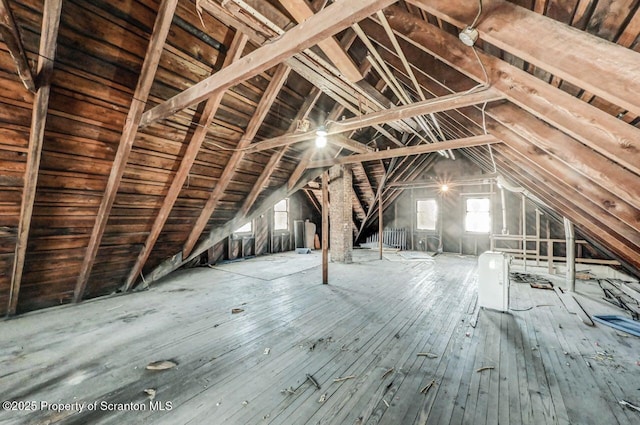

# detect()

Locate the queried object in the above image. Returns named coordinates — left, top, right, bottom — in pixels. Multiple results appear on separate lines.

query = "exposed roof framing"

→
left=141, top=0, right=397, bottom=125
left=2, top=0, right=640, bottom=314
left=73, top=0, right=179, bottom=302
left=411, top=0, right=640, bottom=116
left=7, top=0, right=62, bottom=315
left=121, top=31, right=249, bottom=292
left=181, top=63, right=292, bottom=259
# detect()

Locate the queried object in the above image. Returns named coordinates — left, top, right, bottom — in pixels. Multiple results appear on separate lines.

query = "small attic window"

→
left=416, top=199, right=438, bottom=231
left=234, top=221, right=252, bottom=234
left=465, top=198, right=491, bottom=233
left=274, top=198, right=289, bottom=230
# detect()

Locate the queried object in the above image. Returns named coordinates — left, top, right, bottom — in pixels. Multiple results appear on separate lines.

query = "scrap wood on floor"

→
left=510, top=271, right=554, bottom=289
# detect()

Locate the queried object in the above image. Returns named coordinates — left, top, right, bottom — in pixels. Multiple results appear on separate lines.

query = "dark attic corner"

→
left=0, top=0, right=639, bottom=423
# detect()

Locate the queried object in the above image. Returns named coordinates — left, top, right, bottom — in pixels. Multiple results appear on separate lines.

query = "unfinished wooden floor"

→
left=1, top=251, right=639, bottom=425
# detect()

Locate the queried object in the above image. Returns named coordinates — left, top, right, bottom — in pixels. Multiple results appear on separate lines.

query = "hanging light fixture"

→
left=315, top=125, right=328, bottom=148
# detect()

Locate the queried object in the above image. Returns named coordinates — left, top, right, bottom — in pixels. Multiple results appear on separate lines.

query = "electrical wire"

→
left=470, top=0, right=483, bottom=29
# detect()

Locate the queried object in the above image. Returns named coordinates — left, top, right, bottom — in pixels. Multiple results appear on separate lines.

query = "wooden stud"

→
left=122, top=31, right=248, bottom=291
left=7, top=0, right=63, bottom=316
left=73, top=0, right=179, bottom=302
left=322, top=170, right=329, bottom=284
left=378, top=186, right=383, bottom=260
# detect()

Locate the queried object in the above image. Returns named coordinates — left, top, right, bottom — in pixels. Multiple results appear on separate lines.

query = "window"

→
left=274, top=198, right=289, bottom=230
left=465, top=198, right=491, bottom=233
left=234, top=221, right=252, bottom=233
left=416, top=199, right=438, bottom=230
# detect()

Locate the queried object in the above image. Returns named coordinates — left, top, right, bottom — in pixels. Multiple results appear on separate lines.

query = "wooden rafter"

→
left=204, top=0, right=407, bottom=147
left=239, top=87, right=323, bottom=218
left=353, top=162, right=376, bottom=210
left=181, top=64, right=292, bottom=259
left=7, top=0, right=62, bottom=316
left=491, top=148, right=640, bottom=269
left=277, top=0, right=362, bottom=82
left=410, top=0, right=640, bottom=116
left=0, top=0, right=35, bottom=92
left=245, top=88, right=501, bottom=153
left=141, top=0, right=397, bottom=126
left=122, top=31, right=248, bottom=291
left=380, top=6, right=640, bottom=176
left=73, top=0, right=179, bottom=302
left=308, top=135, right=499, bottom=168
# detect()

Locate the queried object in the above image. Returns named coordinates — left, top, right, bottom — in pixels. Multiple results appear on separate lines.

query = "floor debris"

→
left=242, top=400, right=249, bottom=406
left=306, top=373, right=321, bottom=390
left=146, top=360, right=177, bottom=370
left=263, top=348, right=270, bottom=355
left=476, top=366, right=495, bottom=373
left=333, top=375, right=356, bottom=383
left=420, top=380, right=436, bottom=394
left=144, top=388, right=156, bottom=400
left=619, top=399, right=640, bottom=412
left=417, top=352, right=438, bottom=358
left=231, top=308, right=245, bottom=314
left=381, top=367, right=394, bottom=379
left=383, top=399, right=390, bottom=408
left=318, top=393, right=326, bottom=403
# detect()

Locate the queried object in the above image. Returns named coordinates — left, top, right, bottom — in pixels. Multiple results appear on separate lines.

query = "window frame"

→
left=273, top=198, right=289, bottom=231
left=464, top=197, right=491, bottom=234
left=415, top=198, right=438, bottom=232
left=233, top=220, right=253, bottom=235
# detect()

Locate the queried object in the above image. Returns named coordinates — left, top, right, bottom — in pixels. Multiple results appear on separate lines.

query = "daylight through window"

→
left=465, top=198, right=491, bottom=233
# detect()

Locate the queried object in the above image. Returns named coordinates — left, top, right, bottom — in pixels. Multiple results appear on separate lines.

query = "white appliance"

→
left=478, top=251, right=510, bottom=312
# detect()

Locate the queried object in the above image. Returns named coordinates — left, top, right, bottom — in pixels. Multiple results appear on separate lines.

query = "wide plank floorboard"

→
left=0, top=251, right=638, bottom=425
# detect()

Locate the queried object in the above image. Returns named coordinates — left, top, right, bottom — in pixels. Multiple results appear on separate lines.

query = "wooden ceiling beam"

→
left=122, top=31, right=248, bottom=292
left=277, top=0, right=362, bottom=82
left=380, top=7, right=640, bottom=176
left=7, top=0, right=62, bottom=316
left=141, top=0, right=397, bottom=125
left=245, top=89, right=502, bottom=153
left=73, top=0, right=179, bottom=302
left=0, top=0, right=35, bottom=92
left=308, top=135, right=499, bottom=168
left=409, top=0, right=640, bottom=116
left=204, top=0, right=408, bottom=146
left=181, top=64, right=292, bottom=259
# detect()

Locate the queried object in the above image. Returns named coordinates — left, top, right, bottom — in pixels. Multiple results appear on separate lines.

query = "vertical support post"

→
left=564, top=217, right=575, bottom=292
left=546, top=219, right=553, bottom=274
left=379, top=195, right=383, bottom=260
left=535, top=209, right=541, bottom=266
left=322, top=171, right=329, bottom=284
left=521, top=194, right=526, bottom=271
left=410, top=188, right=414, bottom=250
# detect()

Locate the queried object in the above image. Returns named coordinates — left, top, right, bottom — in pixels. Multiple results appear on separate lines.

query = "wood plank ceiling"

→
left=0, top=0, right=638, bottom=314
